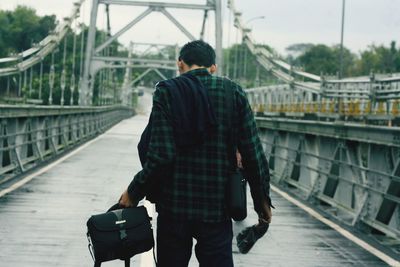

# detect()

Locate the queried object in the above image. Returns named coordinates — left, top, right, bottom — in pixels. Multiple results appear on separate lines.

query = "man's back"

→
left=155, top=68, right=270, bottom=223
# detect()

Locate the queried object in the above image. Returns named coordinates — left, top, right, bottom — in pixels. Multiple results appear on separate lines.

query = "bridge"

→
left=0, top=0, right=399, bottom=266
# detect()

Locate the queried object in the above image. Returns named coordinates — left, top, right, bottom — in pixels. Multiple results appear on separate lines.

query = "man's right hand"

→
left=119, top=189, right=137, bottom=208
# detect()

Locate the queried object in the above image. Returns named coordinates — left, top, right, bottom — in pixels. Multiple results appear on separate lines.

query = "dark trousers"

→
left=156, top=214, right=234, bottom=267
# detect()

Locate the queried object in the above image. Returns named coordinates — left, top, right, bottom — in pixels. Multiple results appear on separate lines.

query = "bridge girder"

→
left=80, top=0, right=223, bottom=106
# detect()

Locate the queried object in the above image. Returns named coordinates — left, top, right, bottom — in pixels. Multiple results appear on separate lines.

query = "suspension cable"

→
left=18, top=71, right=22, bottom=97
left=71, top=17, right=78, bottom=106
left=60, top=36, right=68, bottom=106
left=233, top=27, right=239, bottom=80
left=78, top=1, right=86, bottom=105
left=6, top=76, right=10, bottom=96
left=39, top=60, right=43, bottom=100
left=226, top=0, right=232, bottom=76
left=48, top=50, right=55, bottom=105
left=29, top=66, right=33, bottom=99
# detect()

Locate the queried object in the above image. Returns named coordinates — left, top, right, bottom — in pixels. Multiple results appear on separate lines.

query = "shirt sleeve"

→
left=127, top=86, right=176, bottom=202
left=236, top=86, right=273, bottom=212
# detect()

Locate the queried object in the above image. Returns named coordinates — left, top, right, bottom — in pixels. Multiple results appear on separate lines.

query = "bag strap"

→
left=223, top=78, right=237, bottom=171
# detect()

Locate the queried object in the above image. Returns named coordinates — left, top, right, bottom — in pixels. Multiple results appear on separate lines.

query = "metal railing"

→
left=0, top=105, right=133, bottom=184
left=246, top=83, right=400, bottom=124
left=257, top=117, right=400, bottom=243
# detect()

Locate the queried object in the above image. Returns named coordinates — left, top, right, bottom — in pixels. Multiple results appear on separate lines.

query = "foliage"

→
left=0, top=6, right=56, bottom=57
left=288, top=41, right=400, bottom=78
left=356, top=41, right=400, bottom=74
left=0, top=5, right=127, bottom=105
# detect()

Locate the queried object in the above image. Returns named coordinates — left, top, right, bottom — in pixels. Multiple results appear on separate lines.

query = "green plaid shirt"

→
left=128, top=68, right=271, bottom=222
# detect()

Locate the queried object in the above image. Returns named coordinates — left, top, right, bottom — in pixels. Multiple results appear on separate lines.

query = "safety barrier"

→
left=257, top=117, right=400, bottom=245
left=0, top=105, right=133, bottom=184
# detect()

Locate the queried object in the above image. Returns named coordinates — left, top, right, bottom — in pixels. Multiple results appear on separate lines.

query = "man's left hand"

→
left=119, top=189, right=136, bottom=207
left=258, top=198, right=272, bottom=224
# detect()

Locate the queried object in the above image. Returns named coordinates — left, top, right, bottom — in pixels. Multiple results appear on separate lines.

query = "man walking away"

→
left=119, top=40, right=272, bottom=267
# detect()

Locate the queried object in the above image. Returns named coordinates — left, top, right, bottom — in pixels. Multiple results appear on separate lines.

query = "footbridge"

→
left=0, top=0, right=399, bottom=266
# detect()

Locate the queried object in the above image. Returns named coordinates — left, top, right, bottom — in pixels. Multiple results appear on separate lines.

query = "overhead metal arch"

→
left=80, top=0, right=223, bottom=105
left=92, top=62, right=177, bottom=72
left=129, top=67, right=167, bottom=88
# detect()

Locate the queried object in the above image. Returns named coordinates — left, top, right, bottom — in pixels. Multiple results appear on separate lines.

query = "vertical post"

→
left=81, top=0, right=100, bottom=106
left=49, top=51, right=55, bottom=105
left=200, top=10, right=209, bottom=40
left=243, top=44, right=248, bottom=82
left=6, top=76, right=10, bottom=96
left=214, top=0, right=223, bottom=75
left=339, top=0, right=346, bottom=79
left=39, top=60, right=43, bottom=99
left=18, top=72, right=22, bottom=97
left=60, top=37, right=67, bottom=106
left=78, top=25, right=85, bottom=105
left=71, top=22, right=78, bottom=106
left=226, top=3, right=232, bottom=77
left=29, top=67, right=33, bottom=98
left=233, top=29, right=239, bottom=80
left=255, top=63, right=260, bottom=87
left=175, top=44, right=180, bottom=77
left=23, top=70, right=27, bottom=95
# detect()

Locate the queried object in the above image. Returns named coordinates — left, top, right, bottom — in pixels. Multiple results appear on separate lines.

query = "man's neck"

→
left=183, top=65, right=206, bottom=73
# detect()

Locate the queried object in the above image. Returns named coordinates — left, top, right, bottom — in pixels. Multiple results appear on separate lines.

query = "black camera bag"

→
left=87, top=205, right=154, bottom=267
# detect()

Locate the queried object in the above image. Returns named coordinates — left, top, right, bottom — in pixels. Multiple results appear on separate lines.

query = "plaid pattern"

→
left=128, top=68, right=270, bottom=222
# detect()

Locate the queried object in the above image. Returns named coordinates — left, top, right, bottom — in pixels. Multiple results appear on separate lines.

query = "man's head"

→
left=178, top=40, right=217, bottom=74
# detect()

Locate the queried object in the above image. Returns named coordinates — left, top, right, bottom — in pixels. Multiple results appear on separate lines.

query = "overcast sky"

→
left=1, top=0, right=399, bottom=55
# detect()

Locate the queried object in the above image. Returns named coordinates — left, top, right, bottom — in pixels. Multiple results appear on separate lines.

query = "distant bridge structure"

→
left=0, top=0, right=399, bottom=264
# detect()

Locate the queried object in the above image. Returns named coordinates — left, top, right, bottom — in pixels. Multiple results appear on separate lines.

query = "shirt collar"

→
left=185, top=68, right=211, bottom=77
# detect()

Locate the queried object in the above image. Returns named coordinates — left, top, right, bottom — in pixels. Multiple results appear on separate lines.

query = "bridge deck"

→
left=0, top=96, right=389, bottom=267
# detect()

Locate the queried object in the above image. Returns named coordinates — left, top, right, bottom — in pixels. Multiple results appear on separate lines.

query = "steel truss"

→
left=80, top=0, right=223, bottom=105
left=228, top=0, right=400, bottom=111
left=257, top=117, right=400, bottom=242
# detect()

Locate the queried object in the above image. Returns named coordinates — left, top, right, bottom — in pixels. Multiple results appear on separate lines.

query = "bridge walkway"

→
left=0, top=95, right=390, bottom=267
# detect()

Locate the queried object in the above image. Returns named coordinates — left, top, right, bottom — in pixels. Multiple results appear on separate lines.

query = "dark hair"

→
left=179, top=40, right=216, bottom=67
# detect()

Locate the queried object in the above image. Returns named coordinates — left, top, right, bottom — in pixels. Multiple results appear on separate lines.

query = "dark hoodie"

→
left=138, top=70, right=217, bottom=166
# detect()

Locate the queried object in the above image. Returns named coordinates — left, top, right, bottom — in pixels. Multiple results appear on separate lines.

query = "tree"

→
left=356, top=41, right=400, bottom=75
left=292, top=44, right=356, bottom=77
left=285, top=43, right=314, bottom=65
left=297, top=44, right=337, bottom=75
left=0, top=6, right=56, bottom=57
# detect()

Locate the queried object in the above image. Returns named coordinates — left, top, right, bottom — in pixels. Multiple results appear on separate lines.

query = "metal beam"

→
left=129, top=68, right=154, bottom=88
left=159, top=8, right=196, bottom=41
left=93, top=56, right=176, bottom=65
left=99, top=0, right=214, bottom=10
left=153, top=68, right=168, bottom=80
left=130, top=41, right=177, bottom=47
left=200, top=10, right=208, bottom=40
left=214, top=0, right=223, bottom=75
left=97, top=63, right=177, bottom=71
left=81, top=0, right=100, bottom=106
left=256, top=117, right=400, bottom=148
left=95, top=7, right=153, bottom=54
left=128, top=68, right=167, bottom=88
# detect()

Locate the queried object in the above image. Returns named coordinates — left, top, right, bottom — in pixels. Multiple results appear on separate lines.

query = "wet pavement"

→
left=0, top=94, right=391, bottom=267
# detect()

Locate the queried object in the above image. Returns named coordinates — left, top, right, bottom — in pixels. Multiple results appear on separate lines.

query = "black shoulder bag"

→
left=224, top=78, right=247, bottom=221
left=86, top=204, right=154, bottom=267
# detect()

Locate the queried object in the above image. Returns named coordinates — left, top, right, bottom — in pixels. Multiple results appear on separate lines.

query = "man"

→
left=120, top=40, right=272, bottom=267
